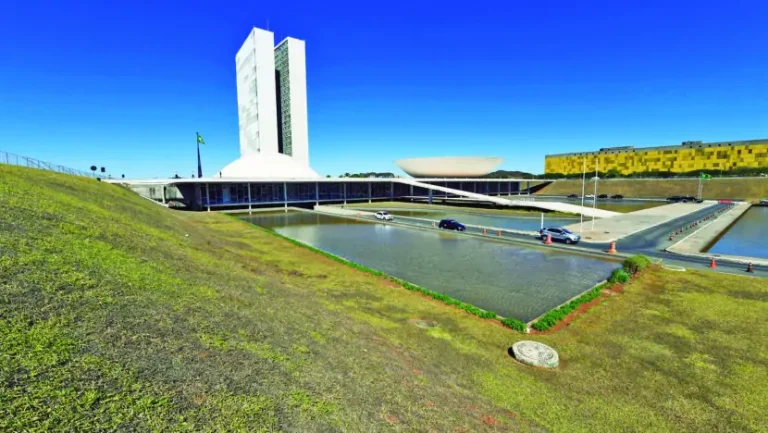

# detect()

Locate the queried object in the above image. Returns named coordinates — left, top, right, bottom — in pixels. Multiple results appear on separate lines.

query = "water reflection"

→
left=243, top=211, right=617, bottom=322
left=707, top=207, right=768, bottom=259
left=382, top=209, right=578, bottom=231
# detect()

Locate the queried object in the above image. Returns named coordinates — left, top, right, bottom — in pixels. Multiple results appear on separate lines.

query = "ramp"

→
left=397, top=179, right=619, bottom=219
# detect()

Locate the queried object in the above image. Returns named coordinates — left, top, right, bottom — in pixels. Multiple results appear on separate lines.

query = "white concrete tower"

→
left=235, top=27, right=279, bottom=156
left=274, top=37, right=310, bottom=166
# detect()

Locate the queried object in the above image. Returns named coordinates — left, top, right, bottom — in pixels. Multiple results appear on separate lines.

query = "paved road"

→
left=357, top=204, right=767, bottom=277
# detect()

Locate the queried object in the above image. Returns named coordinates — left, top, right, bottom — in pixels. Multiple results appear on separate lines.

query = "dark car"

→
left=567, top=194, right=579, bottom=198
left=667, top=195, right=697, bottom=203
left=597, top=194, right=609, bottom=199
left=438, top=219, right=466, bottom=231
left=611, top=194, right=624, bottom=199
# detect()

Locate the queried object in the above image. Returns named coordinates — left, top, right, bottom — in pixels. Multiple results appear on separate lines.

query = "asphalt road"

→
left=364, top=202, right=767, bottom=277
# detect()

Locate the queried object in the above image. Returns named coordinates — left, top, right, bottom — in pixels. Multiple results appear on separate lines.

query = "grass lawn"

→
left=1, top=165, right=767, bottom=432
left=350, top=200, right=576, bottom=217
left=537, top=177, right=768, bottom=202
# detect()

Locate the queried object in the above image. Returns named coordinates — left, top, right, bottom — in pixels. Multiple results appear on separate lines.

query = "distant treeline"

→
left=481, top=170, right=537, bottom=179
left=337, top=172, right=396, bottom=178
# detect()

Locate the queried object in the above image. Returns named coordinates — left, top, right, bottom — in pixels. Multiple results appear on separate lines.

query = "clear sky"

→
left=2, top=0, right=767, bottom=179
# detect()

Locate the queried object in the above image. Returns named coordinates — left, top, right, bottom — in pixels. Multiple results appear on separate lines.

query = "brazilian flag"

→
left=197, top=132, right=205, bottom=145
left=700, top=173, right=712, bottom=180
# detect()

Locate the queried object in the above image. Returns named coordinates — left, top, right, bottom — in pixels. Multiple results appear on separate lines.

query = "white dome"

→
left=395, top=156, right=503, bottom=178
left=217, top=152, right=320, bottom=179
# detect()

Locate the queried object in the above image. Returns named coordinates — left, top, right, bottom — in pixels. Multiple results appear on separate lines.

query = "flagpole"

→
left=580, top=157, right=586, bottom=232
left=196, top=132, right=203, bottom=178
left=591, top=158, right=598, bottom=230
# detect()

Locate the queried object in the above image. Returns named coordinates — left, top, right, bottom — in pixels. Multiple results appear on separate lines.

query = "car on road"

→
left=567, top=193, right=579, bottom=198
left=598, top=194, right=609, bottom=199
left=539, top=227, right=581, bottom=244
left=611, top=194, right=624, bottom=199
left=438, top=219, right=466, bottom=231
left=667, top=195, right=697, bottom=203
left=584, top=194, right=595, bottom=199
left=374, top=211, right=393, bottom=221
left=761, top=199, right=768, bottom=205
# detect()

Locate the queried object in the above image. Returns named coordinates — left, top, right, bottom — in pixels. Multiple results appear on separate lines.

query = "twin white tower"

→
left=235, top=27, right=309, bottom=167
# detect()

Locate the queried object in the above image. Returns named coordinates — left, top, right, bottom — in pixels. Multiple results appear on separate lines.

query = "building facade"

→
left=233, top=27, right=310, bottom=169
left=274, top=38, right=309, bottom=166
left=235, top=28, right=280, bottom=156
left=545, top=139, right=768, bottom=175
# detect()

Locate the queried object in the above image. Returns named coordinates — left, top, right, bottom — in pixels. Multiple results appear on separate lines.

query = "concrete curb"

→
left=575, top=201, right=719, bottom=244
left=666, top=203, right=748, bottom=253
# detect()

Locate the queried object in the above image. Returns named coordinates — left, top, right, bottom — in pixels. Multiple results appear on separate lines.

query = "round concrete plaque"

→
left=511, top=341, right=559, bottom=369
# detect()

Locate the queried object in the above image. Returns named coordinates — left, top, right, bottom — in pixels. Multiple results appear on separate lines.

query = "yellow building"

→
left=545, top=139, right=768, bottom=175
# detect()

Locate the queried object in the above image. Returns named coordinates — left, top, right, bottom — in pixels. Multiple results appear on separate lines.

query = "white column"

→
left=247, top=183, right=252, bottom=215
left=283, top=182, right=288, bottom=212
left=206, top=183, right=210, bottom=212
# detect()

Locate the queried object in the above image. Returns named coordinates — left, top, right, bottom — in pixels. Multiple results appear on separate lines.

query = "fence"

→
left=0, top=150, right=96, bottom=178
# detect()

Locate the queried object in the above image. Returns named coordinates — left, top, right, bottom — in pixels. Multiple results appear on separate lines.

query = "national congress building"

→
left=218, top=27, right=316, bottom=178
left=545, top=139, right=768, bottom=176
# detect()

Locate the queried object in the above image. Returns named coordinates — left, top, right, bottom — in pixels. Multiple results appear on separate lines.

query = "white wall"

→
left=285, top=38, right=310, bottom=167
left=235, top=28, right=279, bottom=157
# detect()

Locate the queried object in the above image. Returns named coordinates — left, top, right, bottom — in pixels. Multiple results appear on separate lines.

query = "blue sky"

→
left=1, top=0, right=767, bottom=178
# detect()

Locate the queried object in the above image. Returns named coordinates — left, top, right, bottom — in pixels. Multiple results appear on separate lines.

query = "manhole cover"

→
left=511, top=341, right=559, bottom=369
left=413, top=320, right=437, bottom=329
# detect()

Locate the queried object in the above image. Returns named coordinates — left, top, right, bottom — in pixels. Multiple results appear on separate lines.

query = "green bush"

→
left=622, top=255, right=652, bottom=275
left=501, top=318, right=527, bottom=332
left=531, top=283, right=607, bottom=331
left=608, top=268, right=630, bottom=284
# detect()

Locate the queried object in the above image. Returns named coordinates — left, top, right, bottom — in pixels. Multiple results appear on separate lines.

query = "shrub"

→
left=608, top=268, right=630, bottom=284
left=623, top=255, right=652, bottom=275
left=530, top=282, right=607, bottom=331
left=501, top=317, right=527, bottom=332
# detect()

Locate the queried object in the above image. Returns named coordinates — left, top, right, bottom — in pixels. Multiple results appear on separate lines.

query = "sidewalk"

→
left=565, top=201, right=715, bottom=243
left=666, top=203, right=767, bottom=266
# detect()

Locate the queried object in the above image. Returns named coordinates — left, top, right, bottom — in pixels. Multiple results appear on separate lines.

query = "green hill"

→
left=1, top=164, right=766, bottom=432
left=536, top=177, right=768, bottom=201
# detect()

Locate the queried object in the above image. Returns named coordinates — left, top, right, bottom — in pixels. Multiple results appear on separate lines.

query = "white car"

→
left=374, top=211, right=393, bottom=221
left=584, top=194, right=595, bottom=199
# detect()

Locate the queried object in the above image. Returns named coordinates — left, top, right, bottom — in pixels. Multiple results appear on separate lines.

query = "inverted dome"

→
left=217, top=152, right=320, bottom=179
left=395, top=156, right=503, bottom=178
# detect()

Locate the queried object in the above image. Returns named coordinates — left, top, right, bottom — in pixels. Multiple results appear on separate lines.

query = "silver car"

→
left=539, top=227, right=581, bottom=244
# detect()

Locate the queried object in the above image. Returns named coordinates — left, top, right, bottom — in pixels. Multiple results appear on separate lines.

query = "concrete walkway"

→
left=314, top=205, right=375, bottom=218
left=666, top=203, right=767, bottom=265
left=399, top=179, right=620, bottom=219
left=564, top=201, right=716, bottom=243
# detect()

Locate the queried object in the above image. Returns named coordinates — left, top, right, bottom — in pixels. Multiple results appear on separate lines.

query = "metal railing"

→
left=0, top=150, right=96, bottom=178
